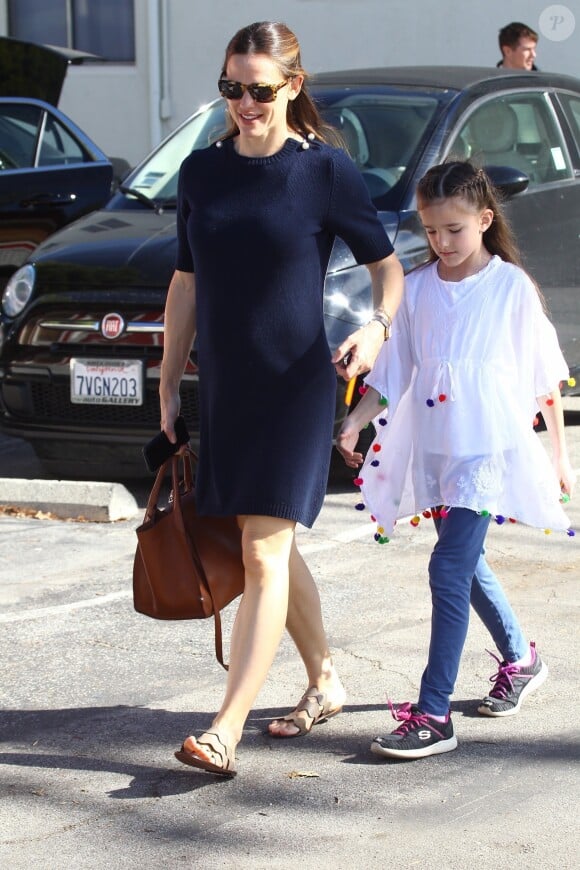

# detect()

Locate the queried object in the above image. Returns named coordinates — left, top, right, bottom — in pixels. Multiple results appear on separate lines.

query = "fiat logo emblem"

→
left=101, top=312, right=125, bottom=339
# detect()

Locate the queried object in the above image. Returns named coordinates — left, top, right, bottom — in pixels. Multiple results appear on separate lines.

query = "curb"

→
left=0, top=478, right=140, bottom=522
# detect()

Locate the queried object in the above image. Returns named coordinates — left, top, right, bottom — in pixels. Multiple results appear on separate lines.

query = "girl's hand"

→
left=336, top=419, right=365, bottom=468
left=556, top=455, right=576, bottom=498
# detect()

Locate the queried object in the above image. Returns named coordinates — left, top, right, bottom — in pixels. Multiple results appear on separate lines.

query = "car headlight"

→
left=323, top=264, right=373, bottom=327
left=2, top=264, right=36, bottom=316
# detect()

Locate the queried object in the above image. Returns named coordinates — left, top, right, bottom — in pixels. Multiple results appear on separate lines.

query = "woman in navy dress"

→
left=160, top=20, right=404, bottom=776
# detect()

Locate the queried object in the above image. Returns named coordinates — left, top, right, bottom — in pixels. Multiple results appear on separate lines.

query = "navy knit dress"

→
left=175, top=137, right=393, bottom=527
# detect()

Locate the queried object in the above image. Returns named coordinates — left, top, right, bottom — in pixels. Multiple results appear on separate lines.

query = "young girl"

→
left=337, top=160, right=576, bottom=760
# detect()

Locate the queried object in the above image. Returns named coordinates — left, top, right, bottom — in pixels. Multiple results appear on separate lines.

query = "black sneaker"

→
left=370, top=702, right=457, bottom=760
left=478, top=641, right=548, bottom=717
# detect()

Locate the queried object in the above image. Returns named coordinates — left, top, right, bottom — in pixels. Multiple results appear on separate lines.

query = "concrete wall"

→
left=1, top=0, right=578, bottom=167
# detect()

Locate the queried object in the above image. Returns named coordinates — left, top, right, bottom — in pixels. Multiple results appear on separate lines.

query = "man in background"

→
left=497, top=22, right=539, bottom=70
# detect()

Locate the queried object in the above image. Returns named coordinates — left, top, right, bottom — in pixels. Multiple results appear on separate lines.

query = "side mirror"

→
left=109, top=156, right=132, bottom=188
left=484, top=165, right=530, bottom=198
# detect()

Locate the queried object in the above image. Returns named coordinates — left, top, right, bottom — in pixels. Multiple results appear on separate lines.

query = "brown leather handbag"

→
left=133, top=447, right=245, bottom=669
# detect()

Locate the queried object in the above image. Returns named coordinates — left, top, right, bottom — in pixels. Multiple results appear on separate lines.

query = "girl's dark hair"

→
left=416, top=160, right=545, bottom=306
left=219, top=21, right=339, bottom=145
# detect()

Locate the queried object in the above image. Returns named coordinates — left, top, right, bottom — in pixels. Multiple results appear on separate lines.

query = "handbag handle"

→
left=144, top=446, right=198, bottom=523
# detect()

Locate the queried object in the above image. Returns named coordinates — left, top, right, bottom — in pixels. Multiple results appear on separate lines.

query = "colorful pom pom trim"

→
left=352, top=439, right=576, bottom=542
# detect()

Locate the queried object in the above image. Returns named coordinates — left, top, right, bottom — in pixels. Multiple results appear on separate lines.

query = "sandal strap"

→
left=273, top=689, right=326, bottom=735
left=294, top=690, right=325, bottom=722
left=196, top=731, right=233, bottom=771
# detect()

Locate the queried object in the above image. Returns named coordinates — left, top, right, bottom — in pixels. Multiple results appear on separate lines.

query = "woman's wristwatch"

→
left=369, top=309, right=392, bottom=340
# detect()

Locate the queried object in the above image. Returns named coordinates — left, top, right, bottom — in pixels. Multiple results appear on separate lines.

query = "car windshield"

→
left=125, top=103, right=228, bottom=204
left=124, top=87, right=440, bottom=210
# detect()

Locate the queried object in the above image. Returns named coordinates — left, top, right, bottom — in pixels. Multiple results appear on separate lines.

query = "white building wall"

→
left=1, top=0, right=578, bottom=167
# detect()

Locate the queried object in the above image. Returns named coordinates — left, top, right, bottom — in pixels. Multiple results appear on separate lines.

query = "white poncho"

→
left=360, top=256, right=571, bottom=536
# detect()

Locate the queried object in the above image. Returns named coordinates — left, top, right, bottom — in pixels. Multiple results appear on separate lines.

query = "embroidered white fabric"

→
left=361, top=256, right=571, bottom=534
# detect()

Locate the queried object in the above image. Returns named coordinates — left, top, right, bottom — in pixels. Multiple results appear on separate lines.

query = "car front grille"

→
left=25, top=382, right=200, bottom=431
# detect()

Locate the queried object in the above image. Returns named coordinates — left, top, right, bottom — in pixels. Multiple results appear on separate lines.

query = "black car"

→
left=1, top=66, right=579, bottom=478
left=0, top=37, right=117, bottom=289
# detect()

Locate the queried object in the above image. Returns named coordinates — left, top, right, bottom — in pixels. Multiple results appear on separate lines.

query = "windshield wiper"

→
left=119, top=185, right=158, bottom=209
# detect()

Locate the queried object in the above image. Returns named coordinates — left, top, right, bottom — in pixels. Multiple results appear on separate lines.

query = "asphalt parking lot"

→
left=0, top=415, right=578, bottom=869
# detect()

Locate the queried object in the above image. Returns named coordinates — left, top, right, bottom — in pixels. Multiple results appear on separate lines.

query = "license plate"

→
left=70, top=358, right=144, bottom=405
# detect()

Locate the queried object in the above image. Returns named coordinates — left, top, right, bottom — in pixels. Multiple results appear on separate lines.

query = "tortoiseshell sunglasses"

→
left=218, top=78, right=289, bottom=103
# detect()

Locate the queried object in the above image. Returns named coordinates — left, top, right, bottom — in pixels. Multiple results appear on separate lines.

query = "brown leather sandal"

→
left=268, top=687, right=343, bottom=738
left=174, top=731, right=237, bottom=777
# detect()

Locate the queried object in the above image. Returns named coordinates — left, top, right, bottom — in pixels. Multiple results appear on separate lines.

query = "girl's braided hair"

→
left=416, top=160, right=545, bottom=307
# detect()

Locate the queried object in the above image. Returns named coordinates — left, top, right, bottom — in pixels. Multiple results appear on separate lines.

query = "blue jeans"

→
left=418, top=507, right=528, bottom=716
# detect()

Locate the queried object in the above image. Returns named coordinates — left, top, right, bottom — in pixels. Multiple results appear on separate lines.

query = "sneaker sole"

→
left=370, top=734, right=458, bottom=759
left=477, top=661, right=548, bottom=717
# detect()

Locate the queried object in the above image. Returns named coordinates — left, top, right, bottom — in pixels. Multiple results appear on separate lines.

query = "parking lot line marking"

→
left=4, top=533, right=376, bottom=622
left=3, top=487, right=576, bottom=623
left=0, top=589, right=131, bottom=623
left=3, top=534, right=374, bottom=622
left=333, top=523, right=376, bottom=543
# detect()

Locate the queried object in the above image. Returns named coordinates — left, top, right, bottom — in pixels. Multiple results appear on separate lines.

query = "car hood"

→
left=0, top=36, right=98, bottom=105
left=32, top=209, right=179, bottom=288
left=32, top=207, right=403, bottom=288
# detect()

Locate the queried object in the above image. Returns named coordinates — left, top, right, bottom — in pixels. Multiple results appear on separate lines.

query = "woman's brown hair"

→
left=416, top=160, right=546, bottom=307
left=219, top=21, right=339, bottom=145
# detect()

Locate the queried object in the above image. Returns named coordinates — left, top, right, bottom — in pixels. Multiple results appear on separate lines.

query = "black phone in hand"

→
left=142, top=416, right=190, bottom=472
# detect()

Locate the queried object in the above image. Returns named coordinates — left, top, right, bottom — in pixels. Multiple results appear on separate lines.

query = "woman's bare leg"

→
left=268, top=538, right=345, bottom=736
left=180, top=515, right=295, bottom=765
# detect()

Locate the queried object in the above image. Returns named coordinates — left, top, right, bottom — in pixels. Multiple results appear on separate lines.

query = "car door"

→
left=0, top=98, right=113, bottom=284
left=448, top=90, right=580, bottom=381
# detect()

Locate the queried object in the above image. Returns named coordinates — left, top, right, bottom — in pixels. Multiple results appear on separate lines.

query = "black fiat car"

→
left=1, top=67, right=579, bottom=478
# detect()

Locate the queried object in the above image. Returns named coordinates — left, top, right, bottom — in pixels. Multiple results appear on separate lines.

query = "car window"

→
left=0, top=102, right=42, bottom=168
left=38, top=114, right=89, bottom=166
left=318, top=91, right=439, bottom=203
left=450, top=93, right=573, bottom=185
left=0, top=102, right=90, bottom=169
left=556, top=93, right=580, bottom=169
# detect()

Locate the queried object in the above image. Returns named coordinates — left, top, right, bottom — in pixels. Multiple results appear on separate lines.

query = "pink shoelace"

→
left=485, top=649, right=528, bottom=699
left=387, top=700, right=435, bottom=736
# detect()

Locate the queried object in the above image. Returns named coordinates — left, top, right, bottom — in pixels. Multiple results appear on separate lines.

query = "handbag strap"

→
left=213, top=608, right=228, bottom=670
left=145, top=446, right=230, bottom=670
left=143, top=457, right=170, bottom=522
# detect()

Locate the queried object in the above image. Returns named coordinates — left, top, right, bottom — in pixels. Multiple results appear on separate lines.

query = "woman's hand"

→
left=332, top=319, right=385, bottom=381
left=159, top=269, right=196, bottom=443
left=160, top=394, right=181, bottom=443
left=332, top=253, right=403, bottom=380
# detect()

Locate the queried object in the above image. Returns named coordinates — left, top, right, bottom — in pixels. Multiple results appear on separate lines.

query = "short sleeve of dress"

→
left=326, top=148, right=394, bottom=265
left=175, top=159, right=194, bottom=273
